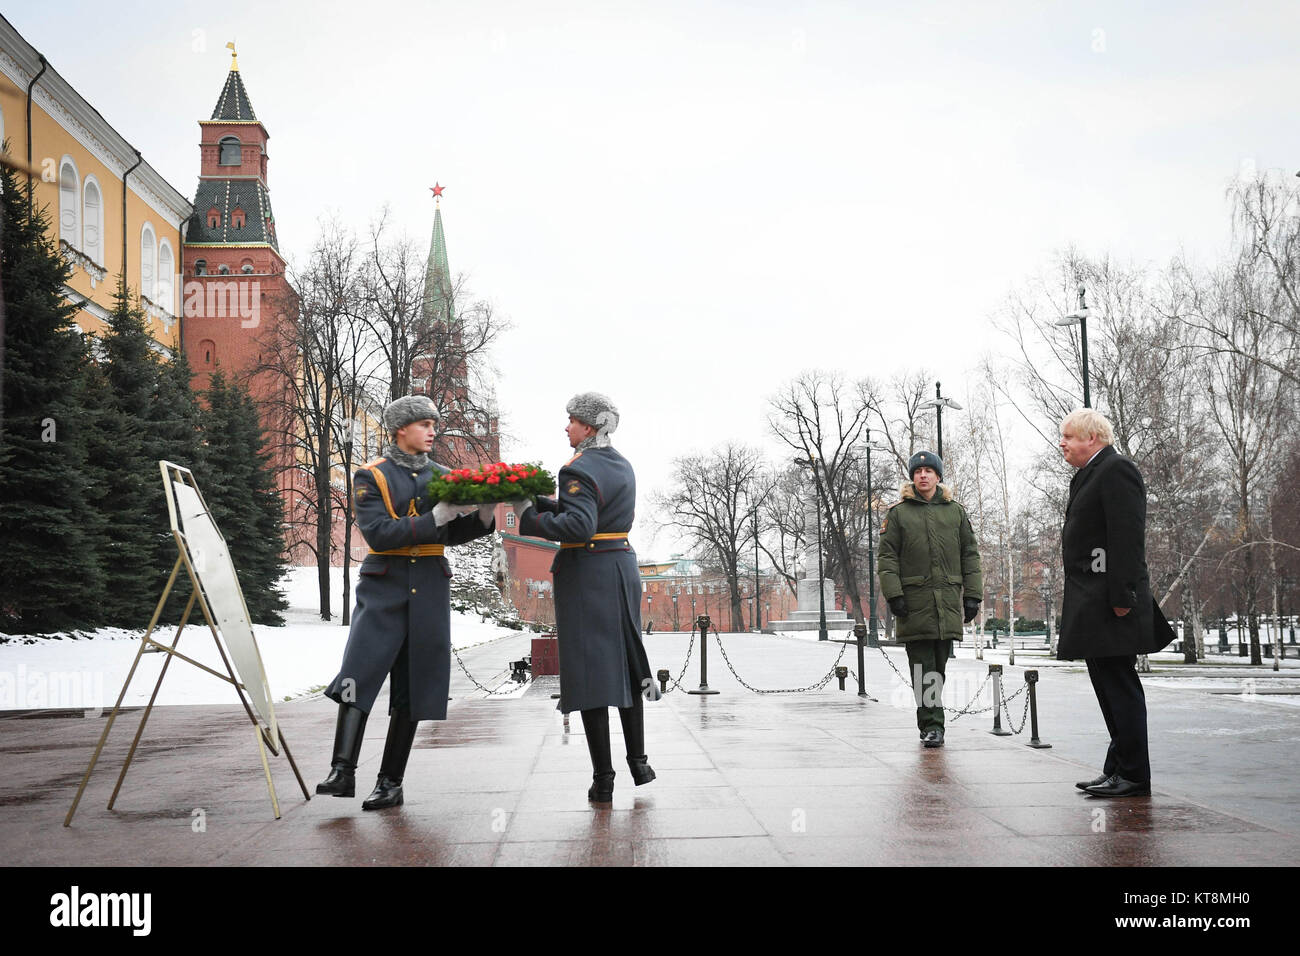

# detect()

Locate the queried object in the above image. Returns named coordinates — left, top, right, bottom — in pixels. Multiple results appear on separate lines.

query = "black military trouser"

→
left=1086, top=654, right=1150, bottom=783
left=905, top=639, right=951, bottom=733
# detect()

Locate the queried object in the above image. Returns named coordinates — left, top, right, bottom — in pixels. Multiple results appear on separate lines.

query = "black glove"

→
left=888, top=596, right=908, bottom=618
left=963, top=598, right=981, bottom=624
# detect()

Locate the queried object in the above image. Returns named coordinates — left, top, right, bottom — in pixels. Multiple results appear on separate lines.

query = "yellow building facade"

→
left=0, top=15, right=191, bottom=353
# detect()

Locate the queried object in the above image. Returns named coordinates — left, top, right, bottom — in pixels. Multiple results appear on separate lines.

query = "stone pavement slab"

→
left=4, top=630, right=1298, bottom=866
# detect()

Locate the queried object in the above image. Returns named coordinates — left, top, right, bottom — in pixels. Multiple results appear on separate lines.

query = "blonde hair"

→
left=1060, top=408, right=1114, bottom=445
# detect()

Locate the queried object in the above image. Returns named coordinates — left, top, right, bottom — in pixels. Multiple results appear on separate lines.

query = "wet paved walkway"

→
left=5, top=629, right=1299, bottom=866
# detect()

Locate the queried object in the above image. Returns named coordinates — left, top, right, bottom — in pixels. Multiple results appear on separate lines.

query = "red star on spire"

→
left=430, top=183, right=445, bottom=198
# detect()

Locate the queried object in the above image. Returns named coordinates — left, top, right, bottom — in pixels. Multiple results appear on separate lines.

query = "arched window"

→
left=140, top=224, right=157, bottom=301
left=199, top=339, right=216, bottom=367
left=157, top=241, right=174, bottom=312
left=82, top=177, right=103, bottom=264
left=59, top=158, right=80, bottom=248
left=218, top=136, right=241, bottom=165
left=207, top=207, right=221, bottom=230
left=240, top=257, right=254, bottom=274
left=218, top=264, right=231, bottom=275
left=231, top=206, right=245, bottom=229
left=194, top=259, right=207, bottom=276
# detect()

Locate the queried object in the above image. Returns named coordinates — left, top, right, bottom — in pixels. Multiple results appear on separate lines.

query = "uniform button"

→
left=411, top=588, right=417, bottom=594
left=410, top=559, right=416, bottom=564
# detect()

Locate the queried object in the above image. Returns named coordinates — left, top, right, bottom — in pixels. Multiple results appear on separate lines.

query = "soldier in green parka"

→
left=877, top=451, right=983, bottom=748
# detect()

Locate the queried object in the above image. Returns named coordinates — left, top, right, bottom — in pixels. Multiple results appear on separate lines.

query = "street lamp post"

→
left=1055, top=285, right=1092, bottom=408
left=752, top=503, right=761, bottom=631
left=919, top=386, right=961, bottom=660
left=920, top=382, right=963, bottom=460
left=672, top=592, right=679, bottom=632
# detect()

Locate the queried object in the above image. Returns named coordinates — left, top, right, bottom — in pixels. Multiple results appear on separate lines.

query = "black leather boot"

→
left=619, top=694, right=655, bottom=785
left=581, top=708, right=615, bottom=802
left=316, top=704, right=367, bottom=797
left=362, top=709, right=419, bottom=810
left=588, top=770, right=616, bottom=802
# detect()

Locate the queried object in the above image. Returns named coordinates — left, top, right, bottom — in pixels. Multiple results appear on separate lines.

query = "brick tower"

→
left=181, top=45, right=289, bottom=401
left=414, top=185, right=500, bottom=467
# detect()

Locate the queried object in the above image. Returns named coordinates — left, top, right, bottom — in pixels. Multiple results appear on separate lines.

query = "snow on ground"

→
left=0, top=565, right=521, bottom=713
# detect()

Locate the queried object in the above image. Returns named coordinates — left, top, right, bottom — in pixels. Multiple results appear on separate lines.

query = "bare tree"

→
left=257, top=217, right=368, bottom=620
left=768, top=371, right=873, bottom=623
left=360, top=210, right=510, bottom=467
left=652, top=444, right=764, bottom=632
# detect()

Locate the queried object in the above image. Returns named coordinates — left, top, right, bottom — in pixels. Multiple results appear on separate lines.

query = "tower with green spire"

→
left=415, top=184, right=499, bottom=466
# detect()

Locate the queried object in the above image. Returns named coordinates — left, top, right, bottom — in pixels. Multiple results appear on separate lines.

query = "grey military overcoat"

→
left=518, top=446, right=654, bottom=714
left=324, top=456, right=491, bottom=721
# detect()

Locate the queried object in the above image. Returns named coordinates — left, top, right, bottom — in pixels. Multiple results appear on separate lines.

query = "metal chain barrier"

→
left=874, top=644, right=1010, bottom=721
left=658, top=623, right=698, bottom=695
left=999, top=678, right=1032, bottom=734
left=712, top=631, right=851, bottom=694
left=451, top=632, right=533, bottom=697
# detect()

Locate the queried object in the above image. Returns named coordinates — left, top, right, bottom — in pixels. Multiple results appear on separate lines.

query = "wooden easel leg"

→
left=107, top=592, right=197, bottom=810
left=256, top=725, right=281, bottom=819
left=278, top=728, right=311, bottom=800
left=65, top=559, right=184, bottom=827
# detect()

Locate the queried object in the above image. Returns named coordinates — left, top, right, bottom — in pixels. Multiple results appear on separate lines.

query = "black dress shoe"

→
left=922, top=729, right=944, bottom=748
left=626, top=756, right=656, bottom=786
left=588, top=771, right=615, bottom=802
left=1085, top=774, right=1151, bottom=798
left=361, top=774, right=404, bottom=810
left=1076, top=773, right=1110, bottom=791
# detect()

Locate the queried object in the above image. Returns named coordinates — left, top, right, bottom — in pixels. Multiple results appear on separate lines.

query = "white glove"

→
left=432, top=501, right=477, bottom=526
left=511, top=498, right=533, bottom=516
left=477, top=503, right=496, bottom=526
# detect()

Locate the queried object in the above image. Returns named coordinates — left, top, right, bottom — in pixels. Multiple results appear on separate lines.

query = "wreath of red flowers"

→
left=427, top=462, right=556, bottom=504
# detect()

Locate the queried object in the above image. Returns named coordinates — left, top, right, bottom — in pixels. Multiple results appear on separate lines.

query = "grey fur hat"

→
left=907, top=450, right=943, bottom=481
left=566, top=392, right=619, bottom=438
left=383, top=394, right=439, bottom=433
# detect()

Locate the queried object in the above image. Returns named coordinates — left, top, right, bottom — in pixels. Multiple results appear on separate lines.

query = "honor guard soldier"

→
left=516, top=392, right=658, bottom=802
left=317, top=395, right=495, bottom=809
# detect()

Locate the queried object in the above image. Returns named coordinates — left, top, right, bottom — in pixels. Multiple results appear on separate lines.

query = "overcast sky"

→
left=12, top=1, right=1300, bottom=556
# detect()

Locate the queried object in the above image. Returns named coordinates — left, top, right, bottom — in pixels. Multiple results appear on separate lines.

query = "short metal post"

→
left=853, top=623, right=867, bottom=696
left=657, top=668, right=670, bottom=695
left=687, top=616, right=719, bottom=695
left=835, top=665, right=848, bottom=691
left=989, top=664, right=1011, bottom=736
left=1024, top=670, right=1051, bottom=748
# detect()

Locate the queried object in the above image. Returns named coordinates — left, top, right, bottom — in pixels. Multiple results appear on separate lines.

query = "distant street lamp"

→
left=752, top=502, right=761, bottom=631
left=672, top=592, right=679, bottom=632
left=1055, top=286, right=1092, bottom=408
left=920, top=381, right=963, bottom=460
left=794, top=454, right=829, bottom=641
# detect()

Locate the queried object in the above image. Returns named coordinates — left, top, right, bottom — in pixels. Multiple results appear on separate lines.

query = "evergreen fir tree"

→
left=197, top=369, right=288, bottom=625
left=92, top=279, right=169, bottom=627
left=0, top=152, right=106, bottom=633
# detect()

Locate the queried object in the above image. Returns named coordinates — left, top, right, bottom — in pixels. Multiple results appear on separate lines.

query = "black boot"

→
left=587, top=771, right=616, bottom=802
left=619, top=694, right=656, bottom=785
left=581, top=708, right=615, bottom=802
left=316, top=704, right=367, bottom=797
left=362, top=709, right=419, bottom=810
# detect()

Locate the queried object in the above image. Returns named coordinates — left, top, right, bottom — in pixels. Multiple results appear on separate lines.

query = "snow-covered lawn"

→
left=0, top=566, right=520, bottom=713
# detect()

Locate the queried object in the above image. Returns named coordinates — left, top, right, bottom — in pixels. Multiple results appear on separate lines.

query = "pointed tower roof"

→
left=210, top=46, right=258, bottom=121
left=423, top=184, right=453, bottom=323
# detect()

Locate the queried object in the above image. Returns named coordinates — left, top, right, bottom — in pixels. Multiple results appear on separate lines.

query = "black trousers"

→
left=1086, top=654, right=1150, bottom=783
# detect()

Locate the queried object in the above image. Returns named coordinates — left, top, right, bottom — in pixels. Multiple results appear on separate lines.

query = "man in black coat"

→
left=316, top=395, right=494, bottom=810
left=1057, top=409, right=1175, bottom=798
